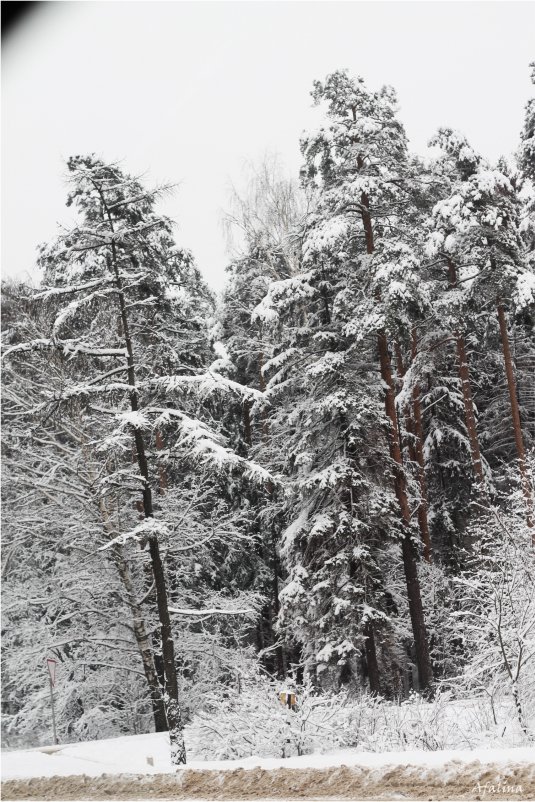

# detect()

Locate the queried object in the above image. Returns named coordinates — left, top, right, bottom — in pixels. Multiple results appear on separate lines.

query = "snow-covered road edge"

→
left=3, top=757, right=535, bottom=801
left=2, top=734, right=535, bottom=800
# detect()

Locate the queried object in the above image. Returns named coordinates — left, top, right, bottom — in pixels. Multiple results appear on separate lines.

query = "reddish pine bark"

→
left=358, top=176, right=433, bottom=692
left=377, top=331, right=434, bottom=691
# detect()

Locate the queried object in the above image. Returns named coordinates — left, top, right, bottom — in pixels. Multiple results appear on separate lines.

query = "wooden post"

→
left=48, top=672, right=58, bottom=745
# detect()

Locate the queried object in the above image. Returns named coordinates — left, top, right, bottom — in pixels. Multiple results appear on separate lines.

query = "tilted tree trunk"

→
left=145, top=534, right=185, bottom=764
left=358, top=173, right=433, bottom=692
left=394, top=339, right=432, bottom=562
left=447, top=258, right=486, bottom=490
left=100, top=191, right=186, bottom=764
left=496, top=299, right=534, bottom=532
left=98, top=497, right=168, bottom=732
left=119, top=306, right=185, bottom=762
left=114, top=549, right=169, bottom=732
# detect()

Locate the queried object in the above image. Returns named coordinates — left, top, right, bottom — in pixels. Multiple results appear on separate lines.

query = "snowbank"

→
left=2, top=730, right=534, bottom=781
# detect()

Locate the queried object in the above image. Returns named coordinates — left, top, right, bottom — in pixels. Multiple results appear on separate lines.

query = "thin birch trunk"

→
left=114, top=551, right=168, bottom=732
left=98, top=496, right=167, bottom=732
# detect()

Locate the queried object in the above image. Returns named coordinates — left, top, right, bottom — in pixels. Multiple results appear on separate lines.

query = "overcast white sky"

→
left=2, top=1, right=534, bottom=290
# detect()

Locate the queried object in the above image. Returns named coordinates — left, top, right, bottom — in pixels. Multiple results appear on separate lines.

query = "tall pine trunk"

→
left=496, top=299, right=534, bottom=532
left=377, top=331, right=433, bottom=691
left=358, top=173, right=433, bottom=692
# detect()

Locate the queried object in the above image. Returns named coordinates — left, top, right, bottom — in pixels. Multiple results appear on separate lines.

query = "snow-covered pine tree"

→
left=516, top=64, right=535, bottom=473
left=291, top=70, right=433, bottom=691
left=519, top=64, right=535, bottom=273
left=427, top=130, right=535, bottom=530
left=422, top=131, right=489, bottom=499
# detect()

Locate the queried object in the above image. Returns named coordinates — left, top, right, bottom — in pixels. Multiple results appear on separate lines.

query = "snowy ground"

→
left=1, top=731, right=535, bottom=780
left=2, top=732, right=535, bottom=800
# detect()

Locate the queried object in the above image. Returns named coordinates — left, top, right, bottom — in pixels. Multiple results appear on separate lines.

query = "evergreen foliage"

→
left=2, top=69, right=535, bottom=758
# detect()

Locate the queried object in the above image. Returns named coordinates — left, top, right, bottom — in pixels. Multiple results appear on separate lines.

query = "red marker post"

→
left=46, top=658, right=58, bottom=745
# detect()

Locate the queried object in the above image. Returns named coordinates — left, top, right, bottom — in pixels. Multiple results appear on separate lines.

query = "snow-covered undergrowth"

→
left=189, top=681, right=534, bottom=761
left=3, top=684, right=534, bottom=787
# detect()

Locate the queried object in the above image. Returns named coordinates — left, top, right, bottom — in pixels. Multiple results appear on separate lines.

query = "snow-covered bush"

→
left=445, top=505, right=535, bottom=741
left=188, top=677, right=534, bottom=760
left=189, top=675, right=350, bottom=759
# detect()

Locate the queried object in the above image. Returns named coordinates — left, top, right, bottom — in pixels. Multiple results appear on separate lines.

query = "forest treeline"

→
left=2, top=69, right=535, bottom=761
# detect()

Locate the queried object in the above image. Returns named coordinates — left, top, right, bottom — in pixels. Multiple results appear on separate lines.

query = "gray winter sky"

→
left=2, top=1, right=534, bottom=291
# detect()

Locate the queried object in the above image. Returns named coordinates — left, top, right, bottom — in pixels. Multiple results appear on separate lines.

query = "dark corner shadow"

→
left=1, top=1, right=40, bottom=42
